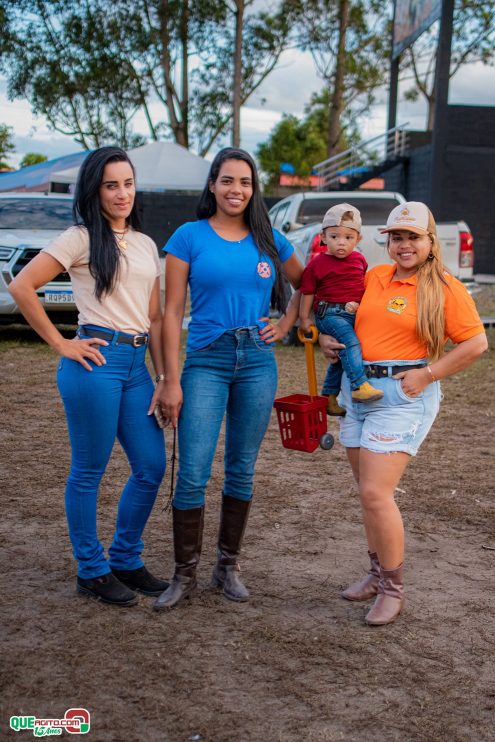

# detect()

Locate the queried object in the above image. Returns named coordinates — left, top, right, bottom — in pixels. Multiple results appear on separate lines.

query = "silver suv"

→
left=0, top=192, right=76, bottom=324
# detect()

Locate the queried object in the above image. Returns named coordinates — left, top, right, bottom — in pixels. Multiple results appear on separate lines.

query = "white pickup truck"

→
left=268, top=191, right=474, bottom=282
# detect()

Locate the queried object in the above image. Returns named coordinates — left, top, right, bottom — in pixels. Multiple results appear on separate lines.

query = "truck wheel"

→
left=319, top=432, right=334, bottom=450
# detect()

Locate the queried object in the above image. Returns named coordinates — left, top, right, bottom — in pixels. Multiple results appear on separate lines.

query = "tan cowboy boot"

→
left=365, top=564, right=404, bottom=626
left=341, top=551, right=380, bottom=601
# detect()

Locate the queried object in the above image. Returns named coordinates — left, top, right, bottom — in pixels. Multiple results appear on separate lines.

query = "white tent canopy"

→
left=50, top=141, right=211, bottom=191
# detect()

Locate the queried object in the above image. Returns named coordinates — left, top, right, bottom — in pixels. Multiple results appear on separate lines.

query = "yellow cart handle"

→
left=297, top=326, right=319, bottom=398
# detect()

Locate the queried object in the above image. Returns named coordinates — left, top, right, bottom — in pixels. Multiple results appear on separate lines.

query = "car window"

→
left=272, top=202, right=290, bottom=229
left=296, top=197, right=400, bottom=226
left=0, top=199, right=74, bottom=229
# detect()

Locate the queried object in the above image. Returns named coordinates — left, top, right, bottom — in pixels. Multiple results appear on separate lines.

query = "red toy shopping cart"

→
left=274, top=326, right=334, bottom=453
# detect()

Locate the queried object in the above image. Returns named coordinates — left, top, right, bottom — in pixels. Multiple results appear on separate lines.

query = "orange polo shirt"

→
left=355, top=265, right=484, bottom=361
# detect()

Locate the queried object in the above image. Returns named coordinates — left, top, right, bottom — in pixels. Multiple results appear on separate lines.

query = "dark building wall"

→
left=136, top=192, right=282, bottom=251
left=385, top=105, right=495, bottom=275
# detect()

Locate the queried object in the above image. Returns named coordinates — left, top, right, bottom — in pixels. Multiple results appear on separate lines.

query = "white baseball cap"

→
left=322, top=203, right=362, bottom=232
left=380, top=201, right=437, bottom=235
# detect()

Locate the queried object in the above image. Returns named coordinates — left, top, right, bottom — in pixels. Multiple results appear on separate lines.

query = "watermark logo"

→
left=9, top=709, right=90, bottom=736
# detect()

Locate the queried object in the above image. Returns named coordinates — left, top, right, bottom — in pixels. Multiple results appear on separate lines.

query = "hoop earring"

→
left=428, top=252, right=434, bottom=260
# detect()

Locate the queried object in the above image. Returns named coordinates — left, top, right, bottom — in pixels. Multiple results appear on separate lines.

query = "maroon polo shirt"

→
left=300, top=251, right=368, bottom=312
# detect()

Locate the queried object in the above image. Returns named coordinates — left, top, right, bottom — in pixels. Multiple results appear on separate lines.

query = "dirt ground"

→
left=1, top=287, right=494, bottom=742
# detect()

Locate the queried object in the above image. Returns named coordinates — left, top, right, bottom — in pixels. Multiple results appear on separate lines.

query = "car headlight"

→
left=0, top=247, right=15, bottom=260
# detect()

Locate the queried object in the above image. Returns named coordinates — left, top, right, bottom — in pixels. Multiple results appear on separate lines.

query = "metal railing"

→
left=313, top=124, right=410, bottom=191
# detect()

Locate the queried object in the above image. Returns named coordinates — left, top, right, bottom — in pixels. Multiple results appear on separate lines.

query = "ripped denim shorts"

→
left=338, top=359, right=441, bottom=456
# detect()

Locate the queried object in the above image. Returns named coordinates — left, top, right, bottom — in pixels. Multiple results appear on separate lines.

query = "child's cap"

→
left=380, top=201, right=437, bottom=236
left=322, top=203, right=362, bottom=232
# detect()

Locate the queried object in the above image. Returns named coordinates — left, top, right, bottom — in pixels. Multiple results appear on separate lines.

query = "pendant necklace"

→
left=114, top=227, right=128, bottom=251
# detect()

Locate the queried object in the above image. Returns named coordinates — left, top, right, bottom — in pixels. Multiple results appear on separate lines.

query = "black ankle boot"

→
left=77, top=573, right=138, bottom=607
left=153, top=506, right=204, bottom=611
left=112, top=566, right=169, bottom=596
left=211, top=495, right=251, bottom=602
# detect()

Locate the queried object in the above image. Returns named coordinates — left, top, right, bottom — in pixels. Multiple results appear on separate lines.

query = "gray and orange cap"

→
left=321, top=203, right=362, bottom=232
left=380, top=201, right=437, bottom=236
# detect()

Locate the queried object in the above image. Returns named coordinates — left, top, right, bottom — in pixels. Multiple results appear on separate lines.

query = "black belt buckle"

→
left=132, top=333, right=148, bottom=347
left=317, top=301, right=328, bottom=318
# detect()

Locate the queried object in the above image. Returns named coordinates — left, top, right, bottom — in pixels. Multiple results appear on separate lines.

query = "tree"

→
left=256, top=90, right=361, bottom=190
left=294, top=0, right=389, bottom=159
left=0, top=124, right=15, bottom=169
left=0, top=0, right=150, bottom=149
left=401, top=1, right=495, bottom=130
left=0, top=0, right=299, bottom=154
left=19, top=153, right=48, bottom=168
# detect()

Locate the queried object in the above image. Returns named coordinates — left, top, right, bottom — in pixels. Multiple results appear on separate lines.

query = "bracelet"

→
left=426, top=365, right=437, bottom=383
left=155, top=374, right=166, bottom=383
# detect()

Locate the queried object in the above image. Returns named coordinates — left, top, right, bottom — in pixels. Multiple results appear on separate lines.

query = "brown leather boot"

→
left=341, top=551, right=380, bottom=601
left=153, top=505, right=204, bottom=611
left=365, top=563, right=404, bottom=626
left=211, top=495, right=251, bottom=602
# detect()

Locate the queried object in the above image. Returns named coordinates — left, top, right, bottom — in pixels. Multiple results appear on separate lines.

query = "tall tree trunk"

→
left=180, top=0, right=189, bottom=148
left=328, top=0, right=349, bottom=159
left=159, top=0, right=188, bottom=148
left=232, top=0, right=244, bottom=148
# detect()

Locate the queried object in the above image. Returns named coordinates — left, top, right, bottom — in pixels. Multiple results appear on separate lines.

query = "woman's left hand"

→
left=393, top=367, right=430, bottom=397
left=147, top=381, right=166, bottom=419
left=259, top=318, right=285, bottom=344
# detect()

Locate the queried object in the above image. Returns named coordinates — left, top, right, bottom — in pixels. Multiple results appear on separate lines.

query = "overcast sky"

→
left=1, top=46, right=494, bottom=168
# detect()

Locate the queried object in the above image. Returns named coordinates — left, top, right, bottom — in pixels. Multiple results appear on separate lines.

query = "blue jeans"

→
left=316, top=309, right=367, bottom=395
left=173, top=328, right=277, bottom=510
left=57, top=325, right=166, bottom=579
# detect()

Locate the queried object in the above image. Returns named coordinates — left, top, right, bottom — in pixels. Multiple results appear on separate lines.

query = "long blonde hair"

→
left=414, top=232, right=450, bottom=361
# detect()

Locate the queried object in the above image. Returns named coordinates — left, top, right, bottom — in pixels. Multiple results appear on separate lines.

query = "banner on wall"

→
left=393, top=0, right=442, bottom=58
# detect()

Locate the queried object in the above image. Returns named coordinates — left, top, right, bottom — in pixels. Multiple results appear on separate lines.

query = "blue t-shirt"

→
left=164, top=219, right=294, bottom=351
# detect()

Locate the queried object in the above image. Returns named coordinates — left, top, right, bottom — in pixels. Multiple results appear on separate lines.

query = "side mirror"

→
left=281, top=221, right=291, bottom=233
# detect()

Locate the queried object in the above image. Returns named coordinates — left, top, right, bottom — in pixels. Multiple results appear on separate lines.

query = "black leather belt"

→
left=316, top=300, right=347, bottom=317
left=79, top=327, right=149, bottom=347
left=365, top=363, right=426, bottom=378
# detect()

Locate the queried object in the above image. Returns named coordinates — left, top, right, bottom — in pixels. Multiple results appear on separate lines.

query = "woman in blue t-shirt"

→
left=154, top=147, right=303, bottom=610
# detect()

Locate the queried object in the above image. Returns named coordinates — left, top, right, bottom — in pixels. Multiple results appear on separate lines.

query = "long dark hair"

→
left=73, top=146, right=141, bottom=300
left=196, top=147, right=286, bottom=312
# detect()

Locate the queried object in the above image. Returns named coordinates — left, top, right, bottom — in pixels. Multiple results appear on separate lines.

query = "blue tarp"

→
left=0, top=151, right=89, bottom=192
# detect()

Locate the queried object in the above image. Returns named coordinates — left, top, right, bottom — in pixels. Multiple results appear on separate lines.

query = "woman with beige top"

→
left=9, top=147, right=168, bottom=607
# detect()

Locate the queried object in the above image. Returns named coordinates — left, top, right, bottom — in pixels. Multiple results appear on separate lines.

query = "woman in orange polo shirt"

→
left=332, top=202, right=487, bottom=626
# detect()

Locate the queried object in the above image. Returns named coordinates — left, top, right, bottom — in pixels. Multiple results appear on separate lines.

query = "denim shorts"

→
left=338, top=359, right=441, bottom=456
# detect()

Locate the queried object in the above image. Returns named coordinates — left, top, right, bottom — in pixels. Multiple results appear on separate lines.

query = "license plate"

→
left=44, top=289, right=74, bottom=304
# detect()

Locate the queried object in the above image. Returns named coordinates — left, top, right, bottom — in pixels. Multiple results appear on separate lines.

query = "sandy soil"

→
left=1, top=289, right=494, bottom=742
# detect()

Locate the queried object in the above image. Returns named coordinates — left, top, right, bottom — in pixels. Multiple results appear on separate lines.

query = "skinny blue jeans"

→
left=316, top=309, right=367, bottom=395
left=57, top=325, right=166, bottom=579
left=173, top=328, right=277, bottom=510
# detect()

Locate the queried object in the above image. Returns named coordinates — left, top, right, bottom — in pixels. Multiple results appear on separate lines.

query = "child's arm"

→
left=299, top=293, right=314, bottom=333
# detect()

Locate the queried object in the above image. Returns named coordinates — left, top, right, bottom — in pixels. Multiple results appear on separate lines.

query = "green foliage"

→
left=256, top=90, right=361, bottom=190
left=0, top=0, right=298, bottom=155
left=293, top=0, right=390, bottom=156
left=19, top=152, right=48, bottom=168
left=0, top=123, right=15, bottom=169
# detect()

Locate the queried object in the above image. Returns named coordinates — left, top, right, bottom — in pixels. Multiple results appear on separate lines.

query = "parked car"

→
left=0, top=193, right=77, bottom=324
left=269, top=191, right=475, bottom=343
left=269, top=191, right=474, bottom=281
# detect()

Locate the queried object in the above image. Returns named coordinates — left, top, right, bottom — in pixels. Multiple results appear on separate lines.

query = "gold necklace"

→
left=113, top=227, right=128, bottom=251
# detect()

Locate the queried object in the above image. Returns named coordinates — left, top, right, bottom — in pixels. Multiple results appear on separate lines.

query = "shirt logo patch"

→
left=387, top=296, right=407, bottom=314
left=257, top=261, right=271, bottom=278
